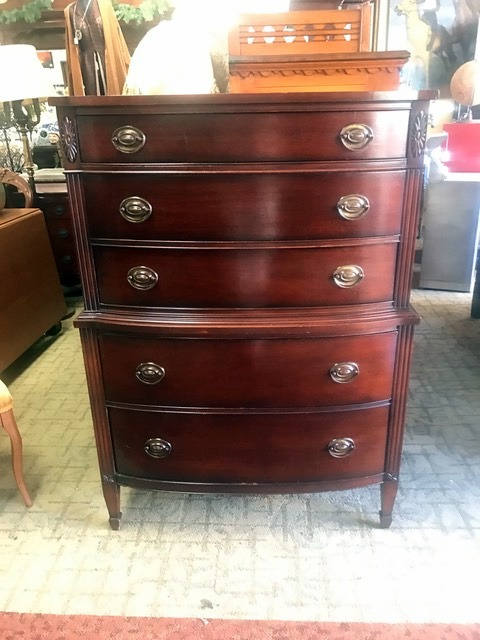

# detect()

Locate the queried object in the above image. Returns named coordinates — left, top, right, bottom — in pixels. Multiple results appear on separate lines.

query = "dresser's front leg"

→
left=102, top=476, right=122, bottom=530
left=379, top=476, right=398, bottom=528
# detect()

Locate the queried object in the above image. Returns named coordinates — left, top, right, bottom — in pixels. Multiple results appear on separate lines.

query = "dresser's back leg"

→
left=379, top=478, right=398, bottom=528
left=102, top=480, right=122, bottom=530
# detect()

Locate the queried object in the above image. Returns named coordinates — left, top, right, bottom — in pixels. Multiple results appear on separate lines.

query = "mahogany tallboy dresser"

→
left=53, top=92, right=431, bottom=529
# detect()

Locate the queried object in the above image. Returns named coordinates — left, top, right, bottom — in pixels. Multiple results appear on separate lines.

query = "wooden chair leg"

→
left=0, top=409, right=32, bottom=508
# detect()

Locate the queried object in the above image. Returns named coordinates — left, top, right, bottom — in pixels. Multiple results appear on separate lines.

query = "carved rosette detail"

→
left=410, top=110, right=428, bottom=157
left=60, top=115, right=78, bottom=163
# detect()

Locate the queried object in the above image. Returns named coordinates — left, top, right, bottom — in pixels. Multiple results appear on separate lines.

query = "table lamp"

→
left=0, top=44, right=54, bottom=195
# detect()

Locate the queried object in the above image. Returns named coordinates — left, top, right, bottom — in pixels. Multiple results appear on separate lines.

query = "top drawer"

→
left=77, top=110, right=409, bottom=164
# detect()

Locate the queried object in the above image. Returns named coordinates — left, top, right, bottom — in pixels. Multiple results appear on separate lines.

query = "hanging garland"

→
left=113, top=0, right=172, bottom=25
left=0, top=0, right=172, bottom=25
left=0, top=0, right=52, bottom=24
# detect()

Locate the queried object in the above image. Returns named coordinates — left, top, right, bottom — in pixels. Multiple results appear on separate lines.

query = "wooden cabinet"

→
left=52, top=92, right=431, bottom=529
left=35, top=182, right=81, bottom=287
left=227, top=8, right=408, bottom=93
left=0, top=208, right=66, bottom=372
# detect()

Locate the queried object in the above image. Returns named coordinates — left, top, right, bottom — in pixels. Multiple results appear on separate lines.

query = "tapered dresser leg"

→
left=379, top=478, right=398, bottom=528
left=102, top=479, right=122, bottom=530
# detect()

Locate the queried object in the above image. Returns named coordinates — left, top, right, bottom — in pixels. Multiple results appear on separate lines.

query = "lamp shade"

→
left=0, top=45, right=54, bottom=102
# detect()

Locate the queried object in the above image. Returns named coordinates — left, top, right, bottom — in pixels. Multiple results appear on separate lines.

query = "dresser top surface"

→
left=50, top=90, right=435, bottom=110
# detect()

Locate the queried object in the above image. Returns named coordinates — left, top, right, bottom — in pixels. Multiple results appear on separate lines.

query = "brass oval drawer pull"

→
left=332, top=264, right=364, bottom=288
left=144, top=437, right=172, bottom=459
left=119, top=196, right=152, bottom=223
left=327, top=437, right=356, bottom=458
left=336, top=194, right=370, bottom=220
left=135, top=362, right=166, bottom=385
left=339, top=124, right=374, bottom=151
left=329, top=361, right=359, bottom=383
left=127, top=266, right=158, bottom=290
left=111, top=125, right=146, bottom=154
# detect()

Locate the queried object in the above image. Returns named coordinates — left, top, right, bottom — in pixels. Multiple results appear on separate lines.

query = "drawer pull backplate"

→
left=327, top=437, right=356, bottom=458
left=339, top=124, right=374, bottom=151
left=127, top=266, right=158, bottom=290
left=332, top=264, right=364, bottom=288
left=111, top=126, right=146, bottom=154
left=329, top=361, right=359, bottom=383
left=119, top=196, right=152, bottom=223
left=135, top=362, right=166, bottom=385
left=144, top=437, right=172, bottom=459
left=336, top=194, right=370, bottom=220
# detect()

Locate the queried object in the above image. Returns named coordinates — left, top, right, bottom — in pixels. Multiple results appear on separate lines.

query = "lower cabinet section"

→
left=79, top=315, right=416, bottom=528
left=109, top=405, right=389, bottom=484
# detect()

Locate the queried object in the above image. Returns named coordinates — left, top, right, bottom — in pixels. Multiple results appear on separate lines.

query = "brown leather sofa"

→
left=0, top=170, right=66, bottom=372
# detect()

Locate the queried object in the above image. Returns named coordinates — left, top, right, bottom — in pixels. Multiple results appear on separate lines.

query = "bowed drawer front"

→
left=53, top=91, right=430, bottom=529
left=109, top=406, right=390, bottom=484
left=93, top=243, right=397, bottom=309
left=99, top=332, right=397, bottom=408
left=84, top=171, right=406, bottom=241
left=77, top=110, right=409, bottom=163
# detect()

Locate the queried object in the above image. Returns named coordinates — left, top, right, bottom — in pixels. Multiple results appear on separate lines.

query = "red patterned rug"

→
left=1, top=613, right=480, bottom=640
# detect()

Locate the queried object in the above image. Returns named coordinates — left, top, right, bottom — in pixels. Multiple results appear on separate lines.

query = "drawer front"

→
left=38, top=195, right=69, bottom=219
left=45, top=218, right=74, bottom=243
left=85, top=171, right=405, bottom=241
left=100, top=332, right=396, bottom=408
left=78, top=111, right=409, bottom=163
left=109, top=406, right=389, bottom=483
left=94, top=243, right=397, bottom=308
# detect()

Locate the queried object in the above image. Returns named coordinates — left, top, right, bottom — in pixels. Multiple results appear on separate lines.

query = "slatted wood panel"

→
left=229, top=8, right=372, bottom=56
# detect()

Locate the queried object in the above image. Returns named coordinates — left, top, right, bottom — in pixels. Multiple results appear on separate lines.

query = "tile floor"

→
left=0, top=291, right=479, bottom=622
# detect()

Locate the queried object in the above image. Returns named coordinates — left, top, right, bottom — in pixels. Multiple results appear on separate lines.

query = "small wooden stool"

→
left=0, top=380, right=32, bottom=507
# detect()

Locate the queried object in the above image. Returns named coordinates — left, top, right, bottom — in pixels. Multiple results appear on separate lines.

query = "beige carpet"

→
left=0, top=291, right=479, bottom=622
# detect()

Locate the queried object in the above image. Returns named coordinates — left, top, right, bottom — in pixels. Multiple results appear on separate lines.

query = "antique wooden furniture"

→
left=229, top=51, right=410, bottom=93
left=35, top=176, right=81, bottom=287
left=0, top=379, right=32, bottom=507
left=229, top=9, right=373, bottom=57
left=0, top=167, right=34, bottom=209
left=52, top=91, right=431, bottom=530
left=228, top=9, right=409, bottom=93
left=0, top=171, right=66, bottom=372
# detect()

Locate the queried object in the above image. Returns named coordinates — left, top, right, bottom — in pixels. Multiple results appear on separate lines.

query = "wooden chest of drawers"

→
left=35, top=182, right=81, bottom=287
left=52, top=92, right=431, bottom=530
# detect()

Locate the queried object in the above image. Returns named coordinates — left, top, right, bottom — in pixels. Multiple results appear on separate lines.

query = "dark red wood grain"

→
left=36, top=188, right=80, bottom=286
left=100, top=332, right=397, bottom=407
left=109, top=405, right=389, bottom=483
left=77, top=110, right=409, bottom=163
left=93, top=242, right=397, bottom=308
left=84, top=170, right=406, bottom=241
left=54, top=92, right=429, bottom=527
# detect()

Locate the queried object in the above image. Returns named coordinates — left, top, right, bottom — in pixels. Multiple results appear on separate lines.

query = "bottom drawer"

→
left=109, top=406, right=389, bottom=483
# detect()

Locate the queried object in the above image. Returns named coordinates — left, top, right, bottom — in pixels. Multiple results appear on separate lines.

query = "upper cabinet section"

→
left=75, top=109, right=410, bottom=164
left=52, top=93, right=433, bottom=167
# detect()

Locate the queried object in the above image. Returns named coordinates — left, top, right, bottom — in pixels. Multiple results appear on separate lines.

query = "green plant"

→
left=113, top=0, right=172, bottom=24
left=0, top=0, right=172, bottom=26
left=0, top=0, right=52, bottom=24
